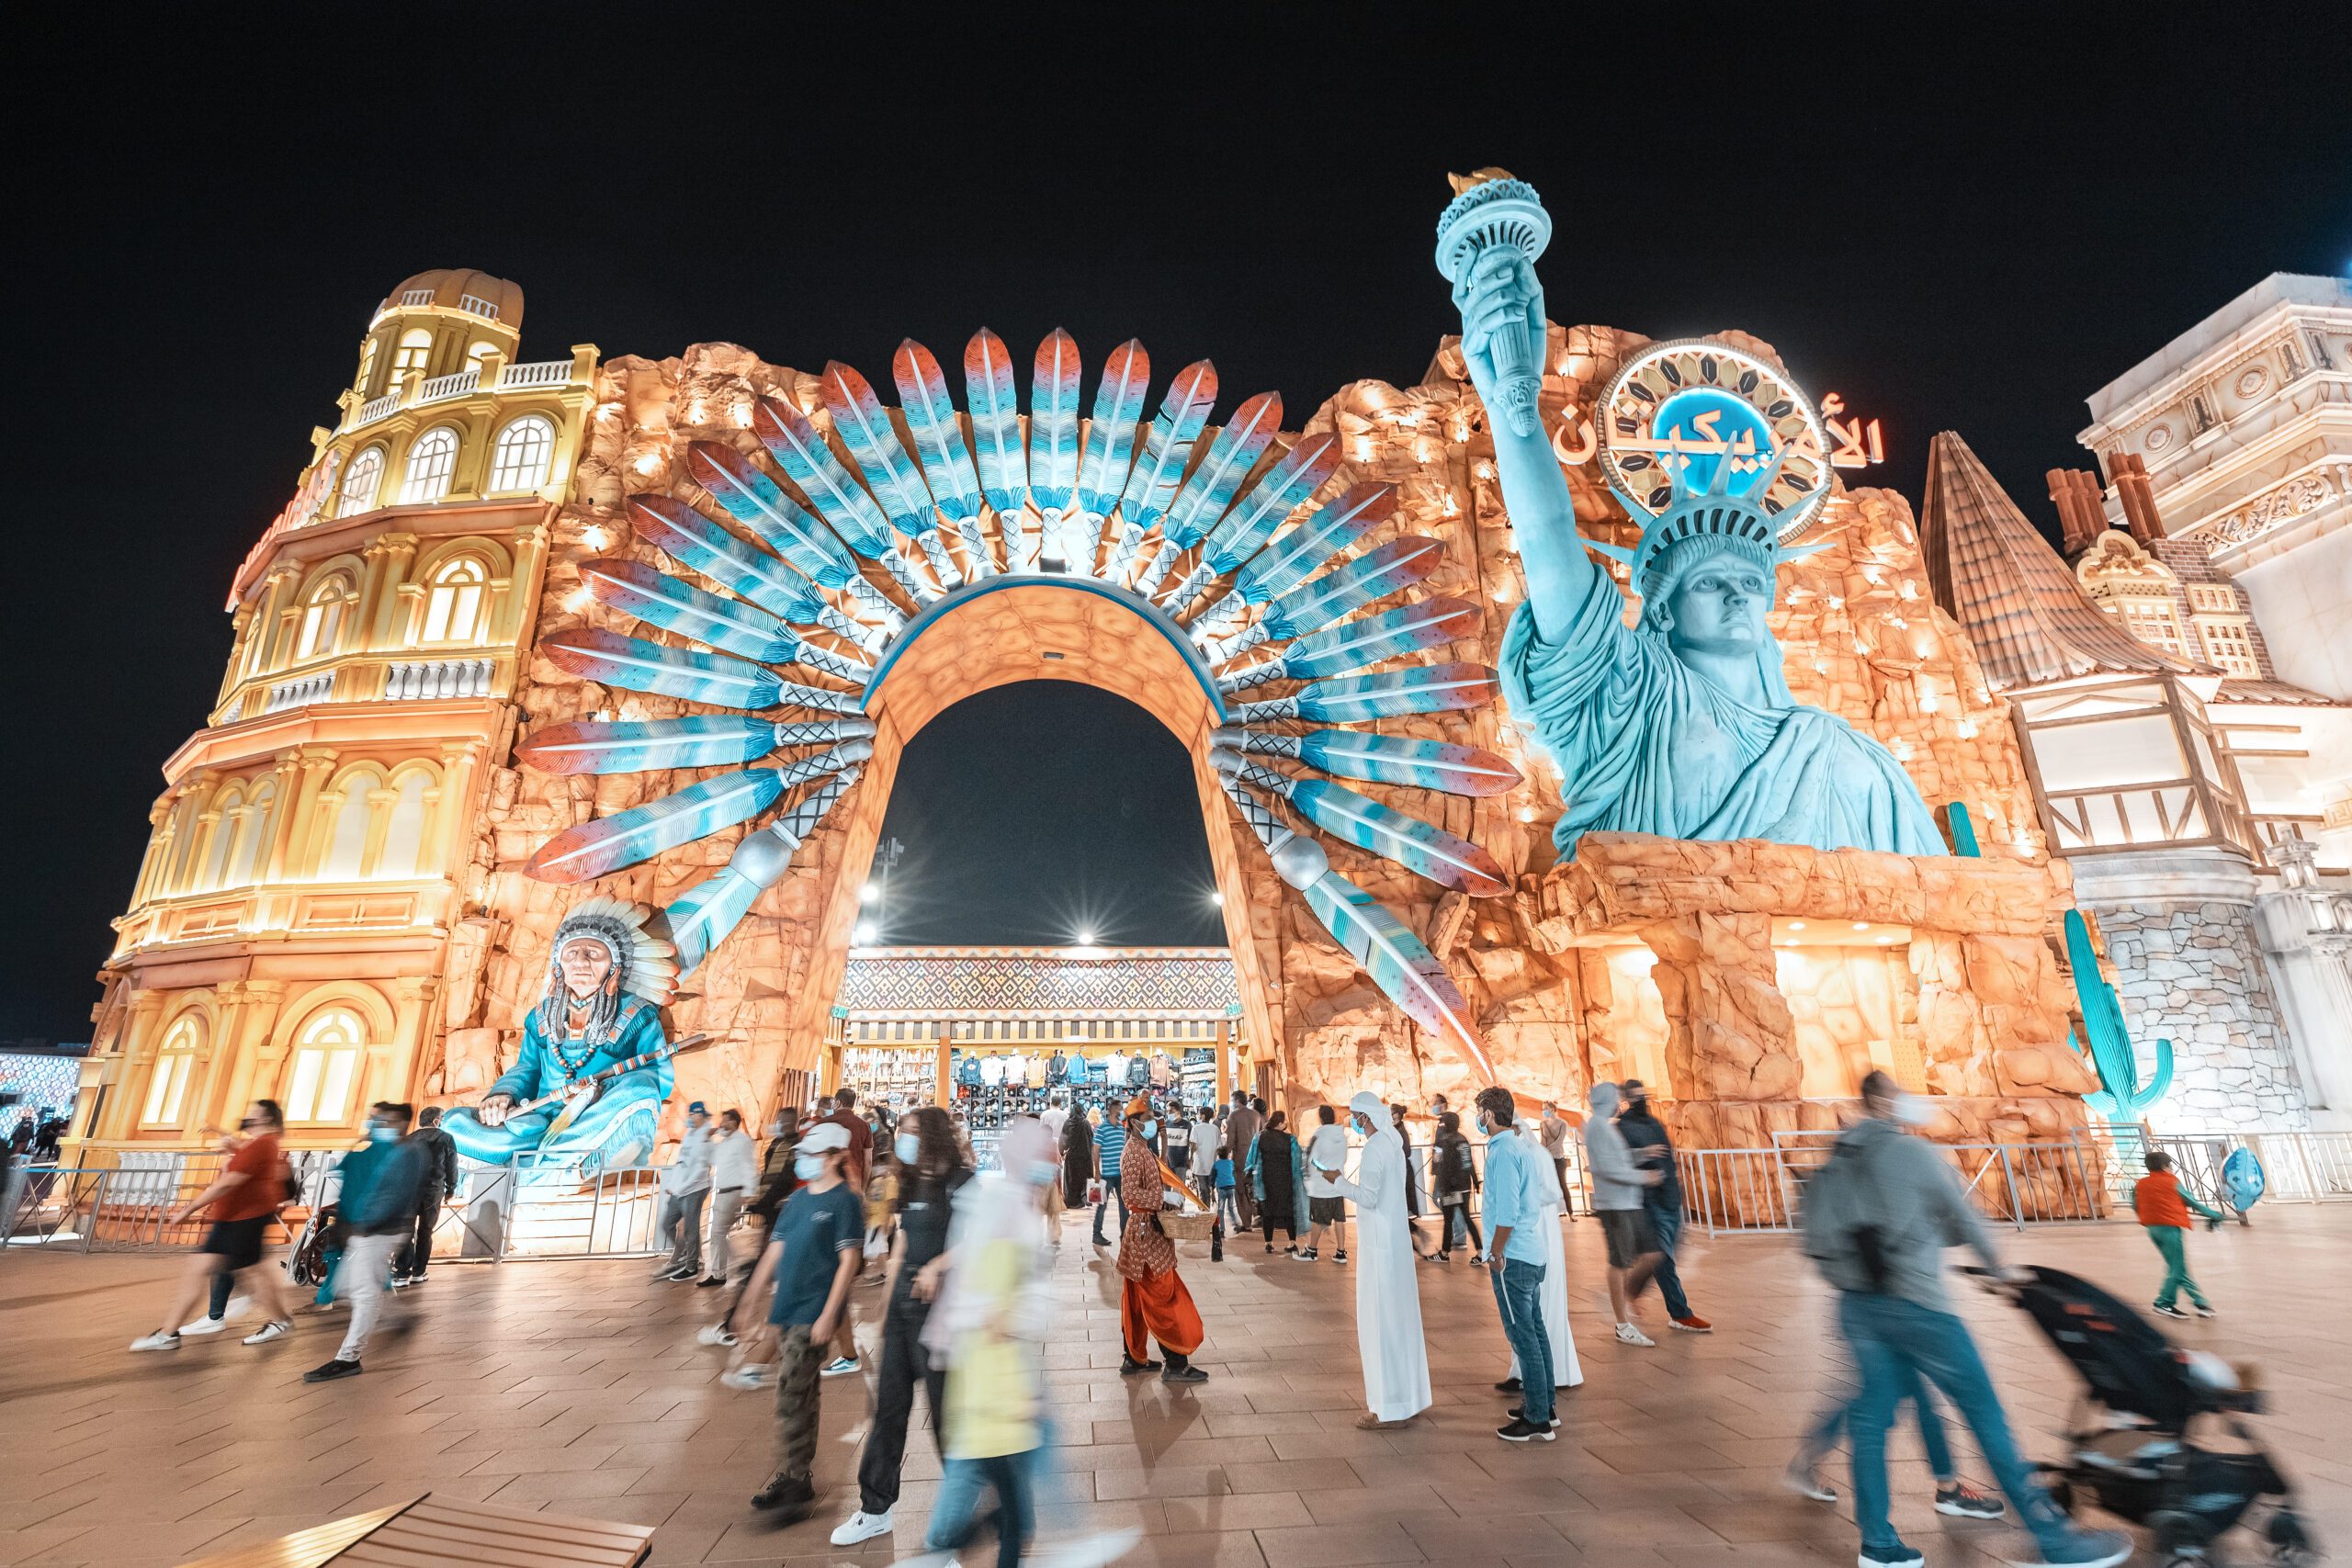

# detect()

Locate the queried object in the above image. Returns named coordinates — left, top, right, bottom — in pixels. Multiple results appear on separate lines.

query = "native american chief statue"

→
left=1444, top=176, right=1945, bottom=859
left=442, top=897, right=680, bottom=1175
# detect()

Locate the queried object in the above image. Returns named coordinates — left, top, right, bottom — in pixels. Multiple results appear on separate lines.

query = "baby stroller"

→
left=1995, top=1265, right=2312, bottom=1566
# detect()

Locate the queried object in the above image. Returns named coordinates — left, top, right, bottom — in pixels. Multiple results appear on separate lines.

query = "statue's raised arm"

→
left=1440, top=174, right=1946, bottom=862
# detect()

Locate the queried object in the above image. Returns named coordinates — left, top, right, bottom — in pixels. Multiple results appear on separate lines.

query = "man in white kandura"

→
left=1319, top=1090, right=1432, bottom=1430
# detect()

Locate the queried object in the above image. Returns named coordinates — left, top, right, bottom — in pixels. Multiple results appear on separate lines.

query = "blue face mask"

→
left=794, top=1154, right=825, bottom=1180
left=1141, top=1120, right=1158, bottom=1138
left=895, top=1132, right=921, bottom=1164
left=368, top=1122, right=400, bottom=1142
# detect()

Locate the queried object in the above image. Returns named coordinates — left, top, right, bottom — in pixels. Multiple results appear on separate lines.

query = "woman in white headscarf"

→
left=1319, top=1090, right=1432, bottom=1429
left=1507, top=1128, right=1584, bottom=1396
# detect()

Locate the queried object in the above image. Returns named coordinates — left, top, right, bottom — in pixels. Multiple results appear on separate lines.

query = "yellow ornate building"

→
left=74, top=270, right=597, bottom=1153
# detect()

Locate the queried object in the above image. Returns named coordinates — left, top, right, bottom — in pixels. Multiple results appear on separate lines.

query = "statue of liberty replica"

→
left=1441, top=174, right=1945, bottom=857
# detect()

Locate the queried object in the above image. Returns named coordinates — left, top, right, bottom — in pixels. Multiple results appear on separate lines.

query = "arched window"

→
left=421, top=557, right=486, bottom=643
left=485, top=415, right=555, bottom=493
left=340, top=446, right=386, bottom=516
left=142, top=1016, right=205, bottom=1126
left=354, top=337, right=379, bottom=393
left=286, top=1008, right=365, bottom=1124
left=200, top=788, right=244, bottom=893
left=296, top=573, right=356, bottom=661
left=399, top=427, right=461, bottom=504
left=391, top=327, right=433, bottom=383
left=234, top=779, right=278, bottom=886
left=381, top=770, right=432, bottom=877
left=322, top=769, right=383, bottom=880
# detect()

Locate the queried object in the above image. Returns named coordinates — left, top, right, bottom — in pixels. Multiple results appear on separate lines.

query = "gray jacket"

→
left=1582, top=1089, right=1646, bottom=1212
left=1801, top=1114, right=2000, bottom=1315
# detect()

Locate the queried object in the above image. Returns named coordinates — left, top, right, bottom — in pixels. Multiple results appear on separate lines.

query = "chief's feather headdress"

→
left=537, top=896, right=679, bottom=1046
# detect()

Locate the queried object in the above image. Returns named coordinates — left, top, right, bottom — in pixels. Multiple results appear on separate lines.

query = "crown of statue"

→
left=1586, top=439, right=1831, bottom=600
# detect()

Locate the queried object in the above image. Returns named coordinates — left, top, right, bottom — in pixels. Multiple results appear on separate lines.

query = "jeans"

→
left=334, top=1231, right=403, bottom=1362
left=1800, top=1361, right=1955, bottom=1480
left=1648, top=1197, right=1692, bottom=1318
left=925, top=1451, right=1035, bottom=1568
left=660, top=1188, right=707, bottom=1275
left=1091, top=1181, right=1127, bottom=1243
left=858, top=1291, right=947, bottom=1514
left=1838, top=1292, right=2075, bottom=1555
left=399, top=1187, right=443, bottom=1280
left=1217, top=1189, right=1241, bottom=1229
left=2148, top=1225, right=2207, bottom=1309
left=1490, top=1258, right=1553, bottom=1425
left=1442, top=1197, right=1483, bottom=1255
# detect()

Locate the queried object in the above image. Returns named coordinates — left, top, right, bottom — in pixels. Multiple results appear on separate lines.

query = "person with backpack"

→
left=394, top=1105, right=459, bottom=1286
left=1430, top=1111, right=1482, bottom=1262
left=2135, top=1149, right=2222, bottom=1319
left=1800, top=1071, right=2130, bottom=1568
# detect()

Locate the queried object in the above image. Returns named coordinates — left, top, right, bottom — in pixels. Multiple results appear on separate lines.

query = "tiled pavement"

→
left=3, top=1206, right=2347, bottom=1567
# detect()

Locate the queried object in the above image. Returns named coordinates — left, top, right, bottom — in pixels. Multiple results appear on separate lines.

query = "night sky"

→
left=7, top=9, right=2346, bottom=1042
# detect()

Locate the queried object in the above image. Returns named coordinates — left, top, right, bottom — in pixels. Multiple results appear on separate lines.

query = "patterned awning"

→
left=835, top=946, right=1240, bottom=1021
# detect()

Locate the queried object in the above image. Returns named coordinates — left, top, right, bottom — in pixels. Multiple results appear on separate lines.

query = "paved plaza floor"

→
left=3, top=1205, right=2346, bottom=1568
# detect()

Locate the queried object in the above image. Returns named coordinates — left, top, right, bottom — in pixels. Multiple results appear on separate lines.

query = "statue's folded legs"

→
left=443, top=1073, right=664, bottom=1178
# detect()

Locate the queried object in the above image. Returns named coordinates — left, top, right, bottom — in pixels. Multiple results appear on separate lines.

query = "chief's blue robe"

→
left=443, top=994, right=672, bottom=1174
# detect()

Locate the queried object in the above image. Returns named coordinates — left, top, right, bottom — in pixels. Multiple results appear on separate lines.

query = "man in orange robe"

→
left=1115, top=1096, right=1208, bottom=1385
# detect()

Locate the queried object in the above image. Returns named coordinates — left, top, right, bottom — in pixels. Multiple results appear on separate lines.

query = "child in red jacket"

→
left=2133, top=1151, right=2222, bottom=1319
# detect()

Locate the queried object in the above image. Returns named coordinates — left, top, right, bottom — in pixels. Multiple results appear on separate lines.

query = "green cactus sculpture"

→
left=1939, top=800, right=1983, bottom=857
left=2064, top=908, right=2173, bottom=1122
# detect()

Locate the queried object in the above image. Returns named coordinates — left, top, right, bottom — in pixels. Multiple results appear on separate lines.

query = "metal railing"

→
left=2116, top=1128, right=2352, bottom=1214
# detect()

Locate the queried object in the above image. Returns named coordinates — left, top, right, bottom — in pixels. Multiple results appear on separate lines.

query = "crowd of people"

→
left=112, top=1066, right=2161, bottom=1568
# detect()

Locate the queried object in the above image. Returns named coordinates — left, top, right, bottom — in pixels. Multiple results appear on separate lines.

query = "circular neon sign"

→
left=1592, top=339, right=1832, bottom=540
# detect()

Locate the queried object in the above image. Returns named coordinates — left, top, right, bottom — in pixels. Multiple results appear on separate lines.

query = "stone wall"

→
left=2095, top=900, right=2309, bottom=1131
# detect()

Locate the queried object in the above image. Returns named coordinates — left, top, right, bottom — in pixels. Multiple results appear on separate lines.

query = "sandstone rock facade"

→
left=426, top=325, right=2098, bottom=1168
left=2096, top=900, right=2309, bottom=1131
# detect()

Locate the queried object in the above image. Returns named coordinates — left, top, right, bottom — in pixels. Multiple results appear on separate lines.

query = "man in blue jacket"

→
left=308, top=1102, right=428, bottom=1383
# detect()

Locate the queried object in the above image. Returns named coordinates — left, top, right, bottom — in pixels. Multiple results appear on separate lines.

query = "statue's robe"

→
left=443, top=994, right=672, bottom=1174
left=1502, top=570, right=1947, bottom=859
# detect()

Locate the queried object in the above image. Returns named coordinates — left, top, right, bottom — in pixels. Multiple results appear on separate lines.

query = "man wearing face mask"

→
left=1584, top=1081, right=1665, bottom=1346
left=1116, top=1096, right=1207, bottom=1383
left=305, top=1102, right=428, bottom=1383
left=704, top=1109, right=759, bottom=1287
left=1801, top=1071, right=2130, bottom=1568
left=1317, top=1091, right=1430, bottom=1430
left=652, top=1102, right=716, bottom=1283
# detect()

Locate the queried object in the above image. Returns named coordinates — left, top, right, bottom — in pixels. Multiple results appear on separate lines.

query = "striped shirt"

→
left=1097, top=1121, right=1127, bottom=1179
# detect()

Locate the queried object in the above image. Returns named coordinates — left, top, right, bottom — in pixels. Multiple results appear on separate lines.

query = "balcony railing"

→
left=262, top=672, right=334, bottom=713
left=496, top=358, right=572, bottom=389
left=457, top=294, right=501, bottom=321
left=352, top=392, right=400, bottom=428
left=416, top=367, right=480, bottom=403
left=384, top=658, right=493, bottom=701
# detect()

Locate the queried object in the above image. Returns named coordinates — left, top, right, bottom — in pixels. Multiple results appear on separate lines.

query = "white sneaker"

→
left=696, top=1322, right=736, bottom=1347
left=129, top=1331, right=181, bottom=1352
left=243, top=1321, right=292, bottom=1345
left=1615, top=1322, right=1655, bottom=1347
left=720, top=1365, right=771, bottom=1391
left=180, top=1315, right=229, bottom=1336
left=831, top=1509, right=895, bottom=1546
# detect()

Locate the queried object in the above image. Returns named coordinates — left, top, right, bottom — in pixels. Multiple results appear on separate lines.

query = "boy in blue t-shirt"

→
left=732, top=1120, right=865, bottom=1522
left=1091, top=1112, right=1128, bottom=1246
left=1214, top=1145, right=1239, bottom=1230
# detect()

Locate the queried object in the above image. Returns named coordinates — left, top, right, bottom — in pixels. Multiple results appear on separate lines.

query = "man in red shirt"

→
left=130, top=1100, right=300, bottom=1352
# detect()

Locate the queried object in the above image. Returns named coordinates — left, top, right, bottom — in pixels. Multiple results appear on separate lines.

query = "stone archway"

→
left=778, top=577, right=1283, bottom=1096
